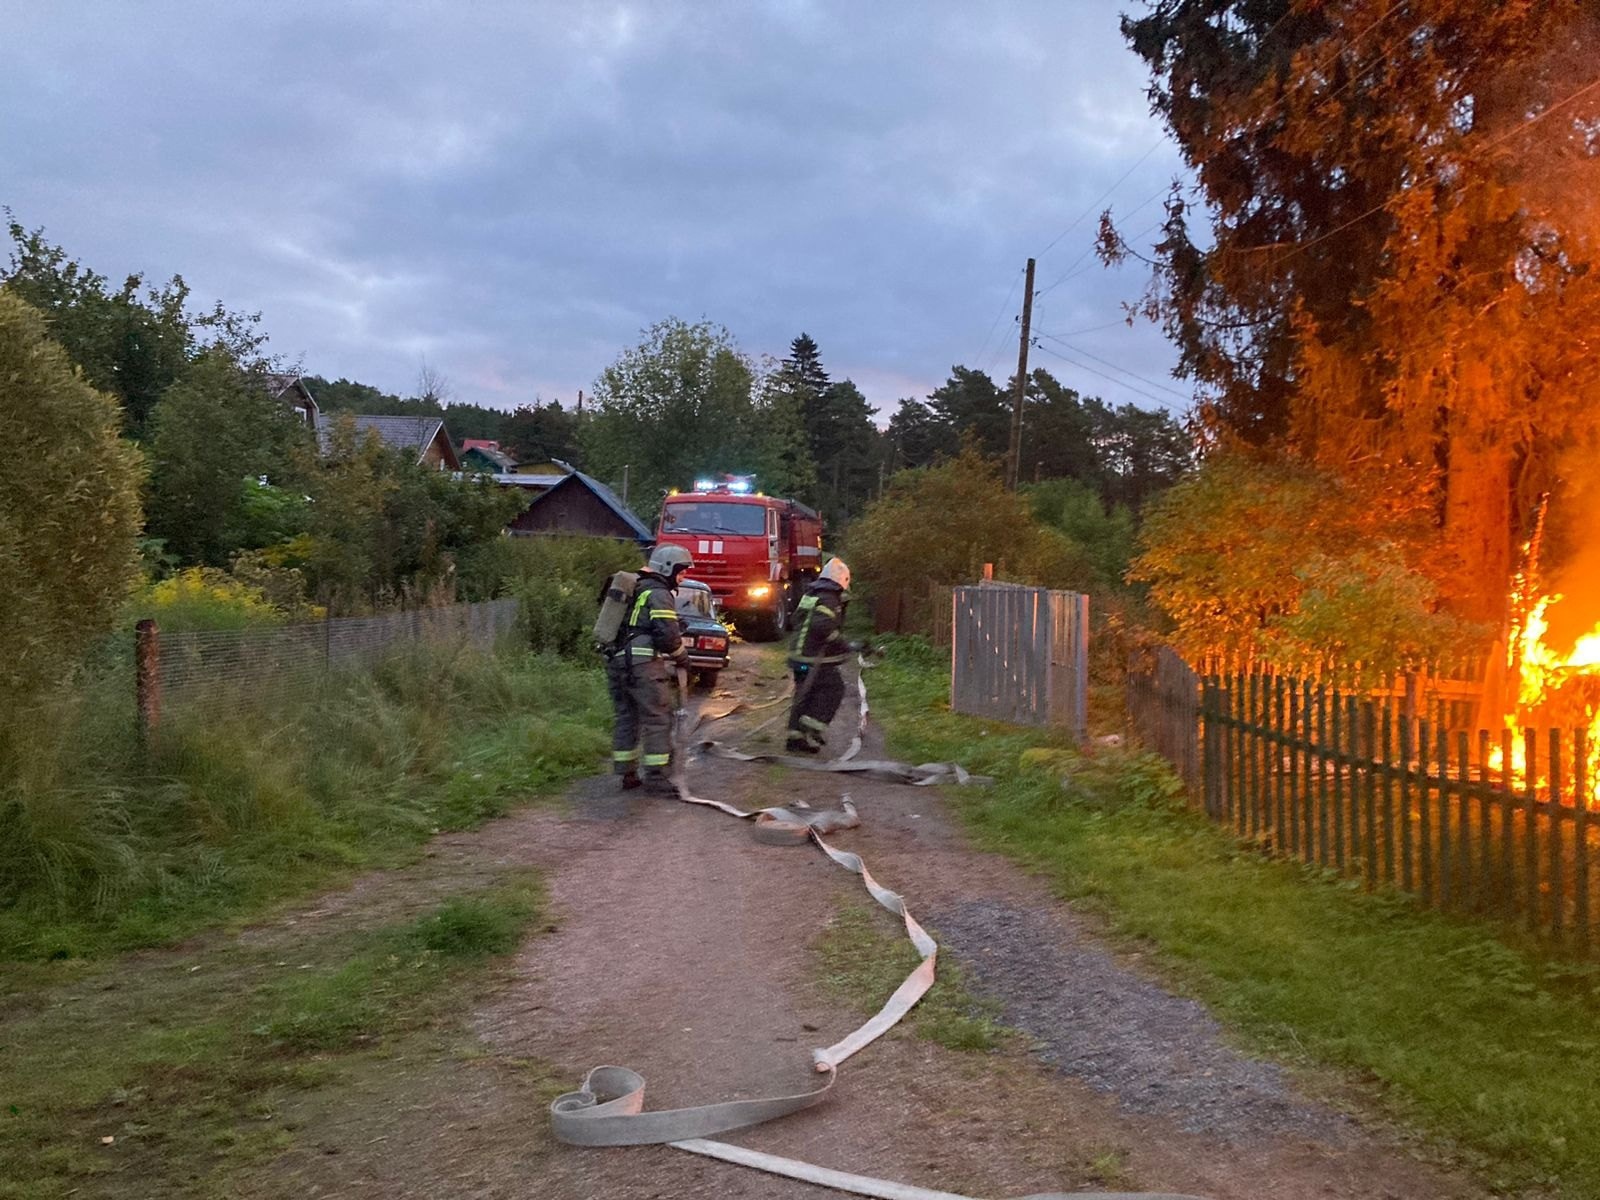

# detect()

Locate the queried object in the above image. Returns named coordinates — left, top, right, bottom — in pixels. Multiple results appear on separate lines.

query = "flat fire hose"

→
left=550, top=661, right=1207, bottom=1200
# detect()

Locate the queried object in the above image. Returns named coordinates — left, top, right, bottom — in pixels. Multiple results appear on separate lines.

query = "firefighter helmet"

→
left=820, top=557, right=851, bottom=591
left=647, top=543, right=695, bottom=580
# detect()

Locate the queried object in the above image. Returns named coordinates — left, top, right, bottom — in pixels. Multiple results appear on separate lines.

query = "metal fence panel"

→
left=950, top=583, right=1088, bottom=741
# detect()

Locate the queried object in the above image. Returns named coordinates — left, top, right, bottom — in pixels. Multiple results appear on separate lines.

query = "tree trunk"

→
left=1442, top=433, right=1514, bottom=631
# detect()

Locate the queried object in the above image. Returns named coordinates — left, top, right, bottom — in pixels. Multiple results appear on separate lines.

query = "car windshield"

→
left=660, top=501, right=766, bottom=536
left=675, top=589, right=714, bottom=619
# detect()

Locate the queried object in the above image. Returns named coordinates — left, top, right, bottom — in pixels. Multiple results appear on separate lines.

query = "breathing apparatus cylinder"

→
left=592, top=570, right=639, bottom=651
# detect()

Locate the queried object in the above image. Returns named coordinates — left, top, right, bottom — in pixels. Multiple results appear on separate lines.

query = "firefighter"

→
left=608, top=544, right=693, bottom=792
left=786, top=556, right=854, bottom=755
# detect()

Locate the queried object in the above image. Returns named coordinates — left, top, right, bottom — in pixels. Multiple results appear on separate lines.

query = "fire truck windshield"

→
left=661, top=502, right=765, bottom=536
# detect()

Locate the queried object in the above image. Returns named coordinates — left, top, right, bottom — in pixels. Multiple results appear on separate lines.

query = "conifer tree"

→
left=1116, top=0, right=1600, bottom=625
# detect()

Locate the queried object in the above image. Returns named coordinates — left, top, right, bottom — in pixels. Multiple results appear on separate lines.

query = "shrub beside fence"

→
left=139, top=599, right=519, bottom=730
left=871, top=583, right=955, bottom=647
left=1128, top=650, right=1600, bottom=954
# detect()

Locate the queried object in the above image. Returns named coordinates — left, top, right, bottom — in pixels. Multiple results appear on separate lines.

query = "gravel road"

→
left=245, top=646, right=1485, bottom=1200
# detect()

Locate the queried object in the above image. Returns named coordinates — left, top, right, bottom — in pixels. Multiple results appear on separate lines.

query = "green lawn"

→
left=0, top=873, right=550, bottom=1200
left=868, top=636, right=1600, bottom=1198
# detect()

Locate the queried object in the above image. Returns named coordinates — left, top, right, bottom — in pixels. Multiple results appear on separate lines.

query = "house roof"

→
left=482, top=472, right=567, bottom=489
left=317, top=414, right=459, bottom=468
left=260, top=371, right=309, bottom=400
left=524, top=471, right=654, bottom=542
left=462, top=444, right=517, bottom=471
left=260, top=371, right=318, bottom=416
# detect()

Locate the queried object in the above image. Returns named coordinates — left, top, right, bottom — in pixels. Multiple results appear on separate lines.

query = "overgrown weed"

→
left=0, top=648, right=605, bottom=960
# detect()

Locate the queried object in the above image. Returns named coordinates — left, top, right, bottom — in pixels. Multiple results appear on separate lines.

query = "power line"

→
left=1036, top=0, right=1421, bottom=300
left=1032, top=342, right=1188, bottom=409
left=972, top=266, right=1024, bottom=372
left=1035, top=335, right=1190, bottom=400
left=1033, top=319, right=1131, bottom=339
left=999, top=2, right=1439, bottom=397
left=1037, top=139, right=1165, bottom=260
left=1036, top=215, right=1168, bottom=301
left=1231, top=71, right=1600, bottom=264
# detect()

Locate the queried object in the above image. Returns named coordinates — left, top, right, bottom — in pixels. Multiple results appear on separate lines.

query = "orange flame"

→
left=1492, top=590, right=1600, bottom=807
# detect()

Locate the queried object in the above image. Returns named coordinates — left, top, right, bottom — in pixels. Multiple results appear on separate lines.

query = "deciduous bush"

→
left=848, top=449, right=1095, bottom=596
left=1024, top=477, right=1138, bottom=591
left=131, top=567, right=291, bottom=631
left=144, top=349, right=299, bottom=567
left=297, top=418, right=527, bottom=613
left=0, top=292, right=143, bottom=705
left=1131, top=452, right=1475, bottom=671
left=458, top=535, right=643, bottom=655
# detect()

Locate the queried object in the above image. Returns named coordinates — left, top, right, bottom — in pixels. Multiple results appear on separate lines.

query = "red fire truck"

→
left=655, top=477, right=825, bottom=640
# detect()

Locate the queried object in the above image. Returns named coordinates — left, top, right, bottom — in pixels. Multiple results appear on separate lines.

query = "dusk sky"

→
left=4, top=1, right=1194, bottom=419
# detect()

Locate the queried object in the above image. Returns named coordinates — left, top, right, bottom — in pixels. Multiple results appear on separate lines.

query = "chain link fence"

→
left=140, top=599, right=519, bottom=725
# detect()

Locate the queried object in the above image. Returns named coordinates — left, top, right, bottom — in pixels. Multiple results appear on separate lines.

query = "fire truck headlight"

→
left=748, top=584, right=772, bottom=600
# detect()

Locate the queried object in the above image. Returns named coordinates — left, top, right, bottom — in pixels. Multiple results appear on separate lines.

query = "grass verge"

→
left=0, top=872, right=549, bottom=1200
left=867, top=635, right=1600, bottom=1198
left=814, top=898, right=1007, bottom=1054
left=1, top=646, right=608, bottom=961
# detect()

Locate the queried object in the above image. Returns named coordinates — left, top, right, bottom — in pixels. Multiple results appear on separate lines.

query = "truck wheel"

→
left=747, top=602, right=786, bottom=643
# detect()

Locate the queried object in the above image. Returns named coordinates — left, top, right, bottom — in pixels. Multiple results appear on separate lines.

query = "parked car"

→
left=675, top=579, right=731, bottom=688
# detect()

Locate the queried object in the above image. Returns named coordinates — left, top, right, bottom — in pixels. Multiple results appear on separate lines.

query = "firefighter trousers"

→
left=787, top=661, right=845, bottom=750
left=606, top=654, right=675, bottom=776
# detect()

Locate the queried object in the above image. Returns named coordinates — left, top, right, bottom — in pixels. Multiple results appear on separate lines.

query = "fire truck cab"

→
left=655, top=477, right=824, bottom=641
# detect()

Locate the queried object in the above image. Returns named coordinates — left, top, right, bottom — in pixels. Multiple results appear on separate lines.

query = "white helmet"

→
left=820, top=557, right=851, bottom=590
left=647, top=543, right=695, bottom=580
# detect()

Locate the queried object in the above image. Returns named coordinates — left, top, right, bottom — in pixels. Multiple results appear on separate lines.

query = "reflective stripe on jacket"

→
left=621, top=571, right=686, bottom=661
left=789, top=581, right=849, bottom=665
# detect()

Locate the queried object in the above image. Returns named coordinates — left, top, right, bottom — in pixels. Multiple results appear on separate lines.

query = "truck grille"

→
left=686, top=562, right=765, bottom=603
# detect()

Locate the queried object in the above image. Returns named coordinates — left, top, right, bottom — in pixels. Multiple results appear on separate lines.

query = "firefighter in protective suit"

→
left=786, top=557, right=853, bottom=755
left=609, top=544, right=693, bottom=792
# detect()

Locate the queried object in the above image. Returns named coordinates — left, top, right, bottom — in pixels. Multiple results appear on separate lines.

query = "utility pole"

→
left=1005, top=257, right=1036, bottom=491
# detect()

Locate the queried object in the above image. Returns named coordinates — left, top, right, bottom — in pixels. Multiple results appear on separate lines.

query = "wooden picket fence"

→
left=1129, top=653, right=1600, bottom=954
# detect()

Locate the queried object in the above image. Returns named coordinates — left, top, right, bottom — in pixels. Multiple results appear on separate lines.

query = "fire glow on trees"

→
left=1115, top=1, right=1600, bottom=633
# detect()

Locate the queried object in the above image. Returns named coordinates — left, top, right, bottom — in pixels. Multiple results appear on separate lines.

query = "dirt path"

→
left=245, top=646, right=1487, bottom=1200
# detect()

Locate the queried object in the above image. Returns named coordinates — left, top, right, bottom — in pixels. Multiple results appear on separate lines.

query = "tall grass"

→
left=0, top=645, right=607, bottom=960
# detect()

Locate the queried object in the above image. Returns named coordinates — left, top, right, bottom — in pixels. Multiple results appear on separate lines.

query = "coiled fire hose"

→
left=550, top=659, right=1207, bottom=1200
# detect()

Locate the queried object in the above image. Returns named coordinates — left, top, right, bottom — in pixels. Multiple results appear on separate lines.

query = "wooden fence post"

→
left=136, top=618, right=161, bottom=746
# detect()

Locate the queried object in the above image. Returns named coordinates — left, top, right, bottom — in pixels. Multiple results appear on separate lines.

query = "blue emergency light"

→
left=692, top=475, right=756, bottom=494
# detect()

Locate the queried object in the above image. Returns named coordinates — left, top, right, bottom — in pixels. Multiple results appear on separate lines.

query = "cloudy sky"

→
left=4, top=1, right=1193, bottom=420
